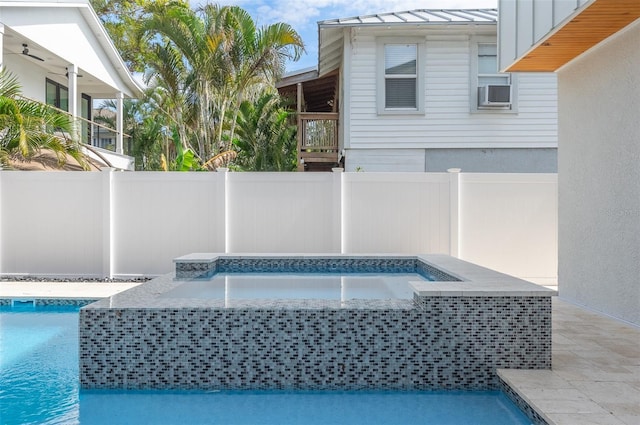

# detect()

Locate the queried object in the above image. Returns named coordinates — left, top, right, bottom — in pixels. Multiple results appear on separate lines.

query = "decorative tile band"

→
left=174, top=256, right=461, bottom=282
left=498, top=375, right=550, bottom=425
left=80, top=296, right=551, bottom=390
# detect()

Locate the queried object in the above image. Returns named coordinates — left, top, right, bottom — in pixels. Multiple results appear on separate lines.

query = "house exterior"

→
left=499, top=0, right=640, bottom=326
left=278, top=9, right=558, bottom=172
left=0, top=0, right=142, bottom=170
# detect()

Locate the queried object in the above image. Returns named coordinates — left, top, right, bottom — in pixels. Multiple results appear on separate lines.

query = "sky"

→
left=190, top=0, right=498, bottom=72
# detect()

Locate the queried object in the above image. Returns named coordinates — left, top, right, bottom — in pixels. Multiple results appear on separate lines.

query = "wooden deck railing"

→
left=298, top=112, right=339, bottom=170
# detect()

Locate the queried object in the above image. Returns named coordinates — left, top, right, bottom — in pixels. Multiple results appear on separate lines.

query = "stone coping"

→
left=85, top=254, right=555, bottom=310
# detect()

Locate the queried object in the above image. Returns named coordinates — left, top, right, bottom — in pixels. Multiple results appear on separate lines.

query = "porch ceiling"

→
left=277, top=70, right=338, bottom=113
left=3, top=28, right=128, bottom=99
left=505, top=0, right=640, bottom=72
left=0, top=1, right=142, bottom=98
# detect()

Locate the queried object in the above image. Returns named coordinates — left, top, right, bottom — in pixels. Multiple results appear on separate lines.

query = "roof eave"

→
left=77, top=4, right=143, bottom=97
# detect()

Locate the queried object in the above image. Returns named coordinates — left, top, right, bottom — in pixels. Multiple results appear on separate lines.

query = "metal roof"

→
left=319, top=9, right=497, bottom=27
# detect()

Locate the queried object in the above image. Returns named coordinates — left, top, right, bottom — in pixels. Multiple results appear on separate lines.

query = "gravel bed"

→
left=0, top=276, right=152, bottom=283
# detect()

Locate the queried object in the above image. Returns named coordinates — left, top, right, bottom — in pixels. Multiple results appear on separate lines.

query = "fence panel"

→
left=226, top=172, right=338, bottom=253
left=458, top=173, right=557, bottom=284
left=0, top=172, right=104, bottom=276
left=342, top=173, right=452, bottom=254
left=0, top=171, right=558, bottom=283
left=111, top=172, right=224, bottom=276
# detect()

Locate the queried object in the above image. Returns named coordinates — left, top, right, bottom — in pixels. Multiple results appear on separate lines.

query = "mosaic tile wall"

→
left=80, top=296, right=551, bottom=390
left=0, top=298, right=98, bottom=307
left=175, top=257, right=461, bottom=281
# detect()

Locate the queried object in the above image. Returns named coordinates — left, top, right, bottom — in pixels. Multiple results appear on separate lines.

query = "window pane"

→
left=478, top=44, right=497, bottom=56
left=385, top=79, right=416, bottom=108
left=46, top=81, right=57, bottom=107
left=479, top=75, right=510, bottom=86
left=478, top=43, right=498, bottom=74
left=385, top=44, right=416, bottom=75
left=81, top=96, right=91, bottom=144
left=478, top=56, right=498, bottom=74
left=59, top=87, right=69, bottom=112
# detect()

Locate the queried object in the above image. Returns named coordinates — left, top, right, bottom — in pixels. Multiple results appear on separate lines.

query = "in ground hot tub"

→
left=79, top=254, right=555, bottom=390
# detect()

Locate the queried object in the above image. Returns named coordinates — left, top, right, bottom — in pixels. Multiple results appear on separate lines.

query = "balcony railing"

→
left=298, top=112, right=339, bottom=170
left=16, top=95, right=131, bottom=150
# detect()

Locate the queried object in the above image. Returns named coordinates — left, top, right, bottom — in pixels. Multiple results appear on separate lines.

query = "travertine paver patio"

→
left=0, top=281, right=142, bottom=299
left=499, top=298, right=640, bottom=425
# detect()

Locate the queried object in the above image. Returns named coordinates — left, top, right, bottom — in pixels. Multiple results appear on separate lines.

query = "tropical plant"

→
left=94, top=96, right=151, bottom=170
left=0, top=68, right=87, bottom=169
left=233, top=93, right=297, bottom=171
left=90, top=0, right=159, bottom=72
left=219, top=6, right=304, bottom=151
left=139, top=1, right=304, bottom=162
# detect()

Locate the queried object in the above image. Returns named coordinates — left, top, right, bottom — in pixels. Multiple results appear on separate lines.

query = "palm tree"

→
left=209, top=5, right=304, bottom=151
left=140, top=1, right=224, bottom=160
left=233, top=93, right=297, bottom=171
left=139, top=2, right=304, bottom=163
left=95, top=95, right=170, bottom=170
left=0, top=68, right=87, bottom=169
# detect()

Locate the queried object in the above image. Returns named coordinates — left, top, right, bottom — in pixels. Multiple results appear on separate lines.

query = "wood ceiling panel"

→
left=507, top=0, right=640, bottom=72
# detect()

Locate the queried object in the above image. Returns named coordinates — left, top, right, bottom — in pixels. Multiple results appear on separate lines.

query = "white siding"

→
left=3, top=55, right=48, bottom=102
left=347, top=28, right=557, bottom=152
left=346, top=149, right=425, bottom=172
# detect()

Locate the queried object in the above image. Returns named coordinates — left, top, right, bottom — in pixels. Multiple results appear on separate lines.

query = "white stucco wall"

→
left=557, top=19, right=640, bottom=325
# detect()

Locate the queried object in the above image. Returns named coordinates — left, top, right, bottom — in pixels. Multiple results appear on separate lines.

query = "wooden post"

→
left=297, top=82, right=303, bottom=171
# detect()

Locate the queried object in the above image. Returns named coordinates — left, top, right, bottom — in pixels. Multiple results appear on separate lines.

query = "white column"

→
left=67, top=64, right=79, bottom=140
left=116, top=91, right=124, bottom=155
left=0, top=24, right=5, bottom=67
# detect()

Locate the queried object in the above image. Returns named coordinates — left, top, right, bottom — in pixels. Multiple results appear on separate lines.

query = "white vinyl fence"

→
left=0, top=169, right=557, bottom=283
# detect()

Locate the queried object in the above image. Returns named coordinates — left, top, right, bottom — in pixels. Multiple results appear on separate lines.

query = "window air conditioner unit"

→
left=478, top=85, right=511, bottom=106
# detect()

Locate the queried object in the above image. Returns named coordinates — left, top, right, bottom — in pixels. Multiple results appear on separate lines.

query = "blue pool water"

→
left=162, top=272, right=429, bottom=300
left=0, top=305, right=533, bottom=425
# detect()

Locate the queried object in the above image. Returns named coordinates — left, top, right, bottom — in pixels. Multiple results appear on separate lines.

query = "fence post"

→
left=217, top=167, right=229, bottom=253
left=448, top=168, right=461, bottom=258
left=332, top=167, right=343, bottom=253
left=101, top=167, right=114, bottom=278
left=0, top=165, right=3, bottom=275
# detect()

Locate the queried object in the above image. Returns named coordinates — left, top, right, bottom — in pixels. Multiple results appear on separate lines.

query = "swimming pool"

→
left=0, top=305, right=534, bottom=424
left=81, top=254, right=555, bottom=392
left=160, top=272, right=430, bottom=300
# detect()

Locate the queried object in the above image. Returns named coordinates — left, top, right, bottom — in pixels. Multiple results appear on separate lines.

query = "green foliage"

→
left=0, top=68, right=86, bottom=169
left=92, top=1, right=305, bottom=171
left=232, top=93, right=297, bottom=171
left=90, top=0, right=165, bottom=72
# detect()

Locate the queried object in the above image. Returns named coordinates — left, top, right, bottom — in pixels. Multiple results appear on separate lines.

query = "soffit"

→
left=506, top=0, right=640, bottom=72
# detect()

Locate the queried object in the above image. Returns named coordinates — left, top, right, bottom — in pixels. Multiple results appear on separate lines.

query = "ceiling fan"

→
left=22, top=44, right=45, bottom=62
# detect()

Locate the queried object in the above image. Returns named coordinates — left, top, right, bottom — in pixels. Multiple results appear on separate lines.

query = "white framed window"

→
left=470, top=38, right=517, bottom=113
left=377, top=37, right=425, bottom=115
